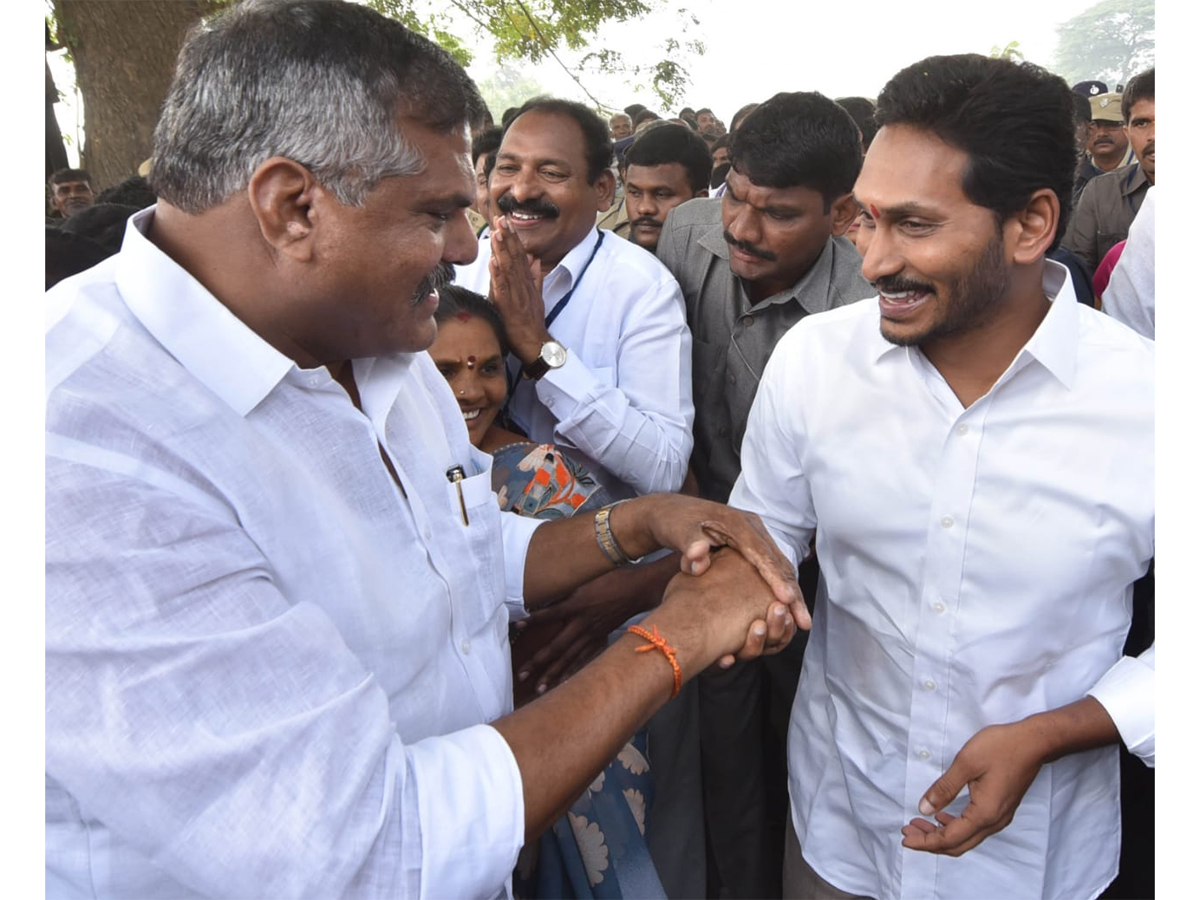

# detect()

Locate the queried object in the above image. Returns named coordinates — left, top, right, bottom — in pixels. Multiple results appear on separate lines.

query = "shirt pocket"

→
left=444, top=469, right=507, bottom=628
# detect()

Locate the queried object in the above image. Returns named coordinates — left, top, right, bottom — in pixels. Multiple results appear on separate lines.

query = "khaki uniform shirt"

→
left=1063, top=162, right=1150, bottom=273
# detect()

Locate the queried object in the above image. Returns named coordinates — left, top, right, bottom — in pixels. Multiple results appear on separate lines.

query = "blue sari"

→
left=491, top=442, right=666, bottom=900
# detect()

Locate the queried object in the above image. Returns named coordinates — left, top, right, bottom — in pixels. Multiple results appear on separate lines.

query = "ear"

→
left=1006, top=188, right=1059, bottom=264
left=594, top=169, right=616, bottom=214
left=829, top=192, right=859, bottom=237
left=246, top=157, right=321, bottom=263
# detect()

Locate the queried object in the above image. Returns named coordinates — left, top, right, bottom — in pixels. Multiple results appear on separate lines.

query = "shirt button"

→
left=918, top=749, right=931, bottom=760
left=461, top=639, right=471, bottom=655
left=422, top=527, right=432, bottom=541
left=956, top=424, right=969, bottom=436
left=932, top=601, right=946, bottom=614
left=940, top=516, right=954, bottom=529
left=923, top=679, right=937, bottom=691
left=740, top=315, right=753, bottom=327
left=728, top=372, right=736, bottom=384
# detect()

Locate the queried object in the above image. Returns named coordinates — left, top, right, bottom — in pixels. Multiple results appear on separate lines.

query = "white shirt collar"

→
left=114, top=206, right=296, bottom=417
left=548, top=224, right=603, bottom=286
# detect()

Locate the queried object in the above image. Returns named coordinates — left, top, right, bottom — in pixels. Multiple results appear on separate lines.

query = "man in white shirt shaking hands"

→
left=730, top=54, right=1153, bottom=900
left=44, top=2, right=806, bottom=898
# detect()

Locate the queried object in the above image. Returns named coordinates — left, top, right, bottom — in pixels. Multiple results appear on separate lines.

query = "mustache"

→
left=413, top=263, right=454, bottom=305
left=631, top=216, right=663, bottom=229
left=1092, top=135, right=1114, bottom=145
left=873, top=275, right=935, bottom=296
left=496, top=192, right=559, bottom=218
left=1142, top=140, right=1155, bottom=155
left=723, top=230, right=777, bottom=262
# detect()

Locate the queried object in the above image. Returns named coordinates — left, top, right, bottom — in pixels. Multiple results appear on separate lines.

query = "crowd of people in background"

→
left=46, top=1, right=1154, bottom=899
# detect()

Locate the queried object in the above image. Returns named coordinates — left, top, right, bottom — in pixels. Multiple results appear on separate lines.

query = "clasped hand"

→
left=488, top=216, right=551, bottom=364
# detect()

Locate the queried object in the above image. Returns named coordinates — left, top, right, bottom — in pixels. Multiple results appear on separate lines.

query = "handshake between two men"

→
left=494, top=491, right=808, bottom=841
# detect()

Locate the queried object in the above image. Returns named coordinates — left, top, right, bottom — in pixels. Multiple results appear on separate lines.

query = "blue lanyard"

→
left=545, top=230, right=606, bottom=328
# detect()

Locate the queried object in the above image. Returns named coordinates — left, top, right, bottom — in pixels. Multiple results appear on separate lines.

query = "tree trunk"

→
left=46, top=59, right=70, bottom=180
left=52, top=0, right=219, bottom=193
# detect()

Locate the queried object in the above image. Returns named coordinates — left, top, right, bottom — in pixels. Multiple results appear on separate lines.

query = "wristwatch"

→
left=522, top=339, right=568, bottom=381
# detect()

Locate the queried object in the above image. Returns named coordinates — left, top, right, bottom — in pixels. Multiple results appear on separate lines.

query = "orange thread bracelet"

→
left=628, top=624, right=682, bottom=699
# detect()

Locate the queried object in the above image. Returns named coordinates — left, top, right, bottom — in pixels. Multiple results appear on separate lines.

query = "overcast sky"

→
left=461, top=0, right=1109, bottom=120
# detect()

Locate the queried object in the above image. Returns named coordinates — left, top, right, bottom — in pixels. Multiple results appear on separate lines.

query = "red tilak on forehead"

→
left=455, top=312, right=472, bottom=323
left=466, top=355, right=476, bottom=369
left=869, top=204, right=881, bottom=218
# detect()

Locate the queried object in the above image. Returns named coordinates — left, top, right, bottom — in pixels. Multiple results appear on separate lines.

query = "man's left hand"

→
left=901, top=720, right=1046, bottom=857
left=612, top=494, right=809, bottom=637
left=489, top=216, right=552, bottom=364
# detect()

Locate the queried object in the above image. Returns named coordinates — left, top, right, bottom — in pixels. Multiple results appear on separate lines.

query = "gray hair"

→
left=150, top=0, right=485, bottom=213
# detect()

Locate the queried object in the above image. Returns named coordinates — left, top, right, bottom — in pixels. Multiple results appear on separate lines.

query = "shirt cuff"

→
left=1087, top=645, right=1154, bottom=766
left=536, top=351, right=602, bottom=415
left=499, top=509, right=544, bottom=620
left=407, top=724, right=524, bottom=899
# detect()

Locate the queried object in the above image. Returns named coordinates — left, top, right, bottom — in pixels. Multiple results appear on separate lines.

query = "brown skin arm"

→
left=513, top=554, right=680, bottom=701
left=494, top=548, right=796, bottom=840
left=520, top=492, right=808, bottom=630
left=900, top=696, right=1120, bottom=856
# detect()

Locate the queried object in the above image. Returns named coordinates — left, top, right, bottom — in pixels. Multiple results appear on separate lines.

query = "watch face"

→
left=542, top=341, right=568, bottom=368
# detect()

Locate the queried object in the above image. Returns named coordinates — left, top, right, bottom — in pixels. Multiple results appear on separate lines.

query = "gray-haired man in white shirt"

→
left=44, top=3, right=809, bottom=898
left=732, top=54, right=1153, bottom=900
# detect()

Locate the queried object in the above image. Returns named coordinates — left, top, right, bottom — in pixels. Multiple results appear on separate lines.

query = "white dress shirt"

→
left=730, top=262, right=1154, bottom=900
left=46, top=208, right=543, bottom=899
left=1102, top=185, right=1156, bottom=339
left=455, top=226, right=694, bottom=497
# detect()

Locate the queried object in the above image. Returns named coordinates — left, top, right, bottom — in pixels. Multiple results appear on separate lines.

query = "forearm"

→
left=521, top=496, right=676, bottom=609
left=493, top=581, right=723, bottom=840
left=1023, top=695, right=1121, bottom=765
left=538, top=354, right=692, bottom=494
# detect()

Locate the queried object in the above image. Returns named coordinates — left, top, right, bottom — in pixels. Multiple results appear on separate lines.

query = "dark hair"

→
left=96, top=175, right=157, bottom=209
left=49, top=168, right=90, bottom=187
left=696, top=107, right=714, bottom=117
left=1121, top=68, right=1154, bottom=122
left=711, top=134, right=731, bottom=153
left=503, top=97, right=613, bottom=184
left=678, top=106, right=695, bottom=117
left=710, top=162, right=731, bottom=191
left=730, top=102, right=759, bottom=132
left=1071, top=91, right=1092, bottom=126
left=875, top=54, right=1076, bottom=246
left=434, top=284, right=509, bottom=354
left=633, top=109, right=660, bottom=127
left=729, top=92, right=862, bottom=211
left=623, top=123, right=713, bottom=194
left=471, top=126, right=503, bottom=164
left=46, top=228, right=111, bottom=290
left=61, top=203, right=141, bottom=253
left=624, top=103, right=647, bottom=119
left=835, top=96, right=879, bottom=149
left=150, top=0, right=485, bottom=213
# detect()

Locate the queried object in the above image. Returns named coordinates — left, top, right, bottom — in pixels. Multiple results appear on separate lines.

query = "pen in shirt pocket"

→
left=446, top=465, right=469, bottom=526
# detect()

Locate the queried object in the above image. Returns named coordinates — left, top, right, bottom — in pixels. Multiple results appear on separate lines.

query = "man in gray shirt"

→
left=656, top=91, right=874, bottom=897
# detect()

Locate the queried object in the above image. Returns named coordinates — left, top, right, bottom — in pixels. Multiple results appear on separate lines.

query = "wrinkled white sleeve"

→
left=536, top=272, right=694, bottom=495
left=46, top=455, right=524, bottom=899
left=1088, top=644, right=1155, bottom=766
left=498, top=505, right=544, bottom=619
left=1101, top=186, right=1155, bottom=339
left=727, top=327, right=817, bottom=568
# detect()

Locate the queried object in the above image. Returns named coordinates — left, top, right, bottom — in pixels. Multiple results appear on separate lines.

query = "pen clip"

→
left=446, top=465, right=469, bottom=526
